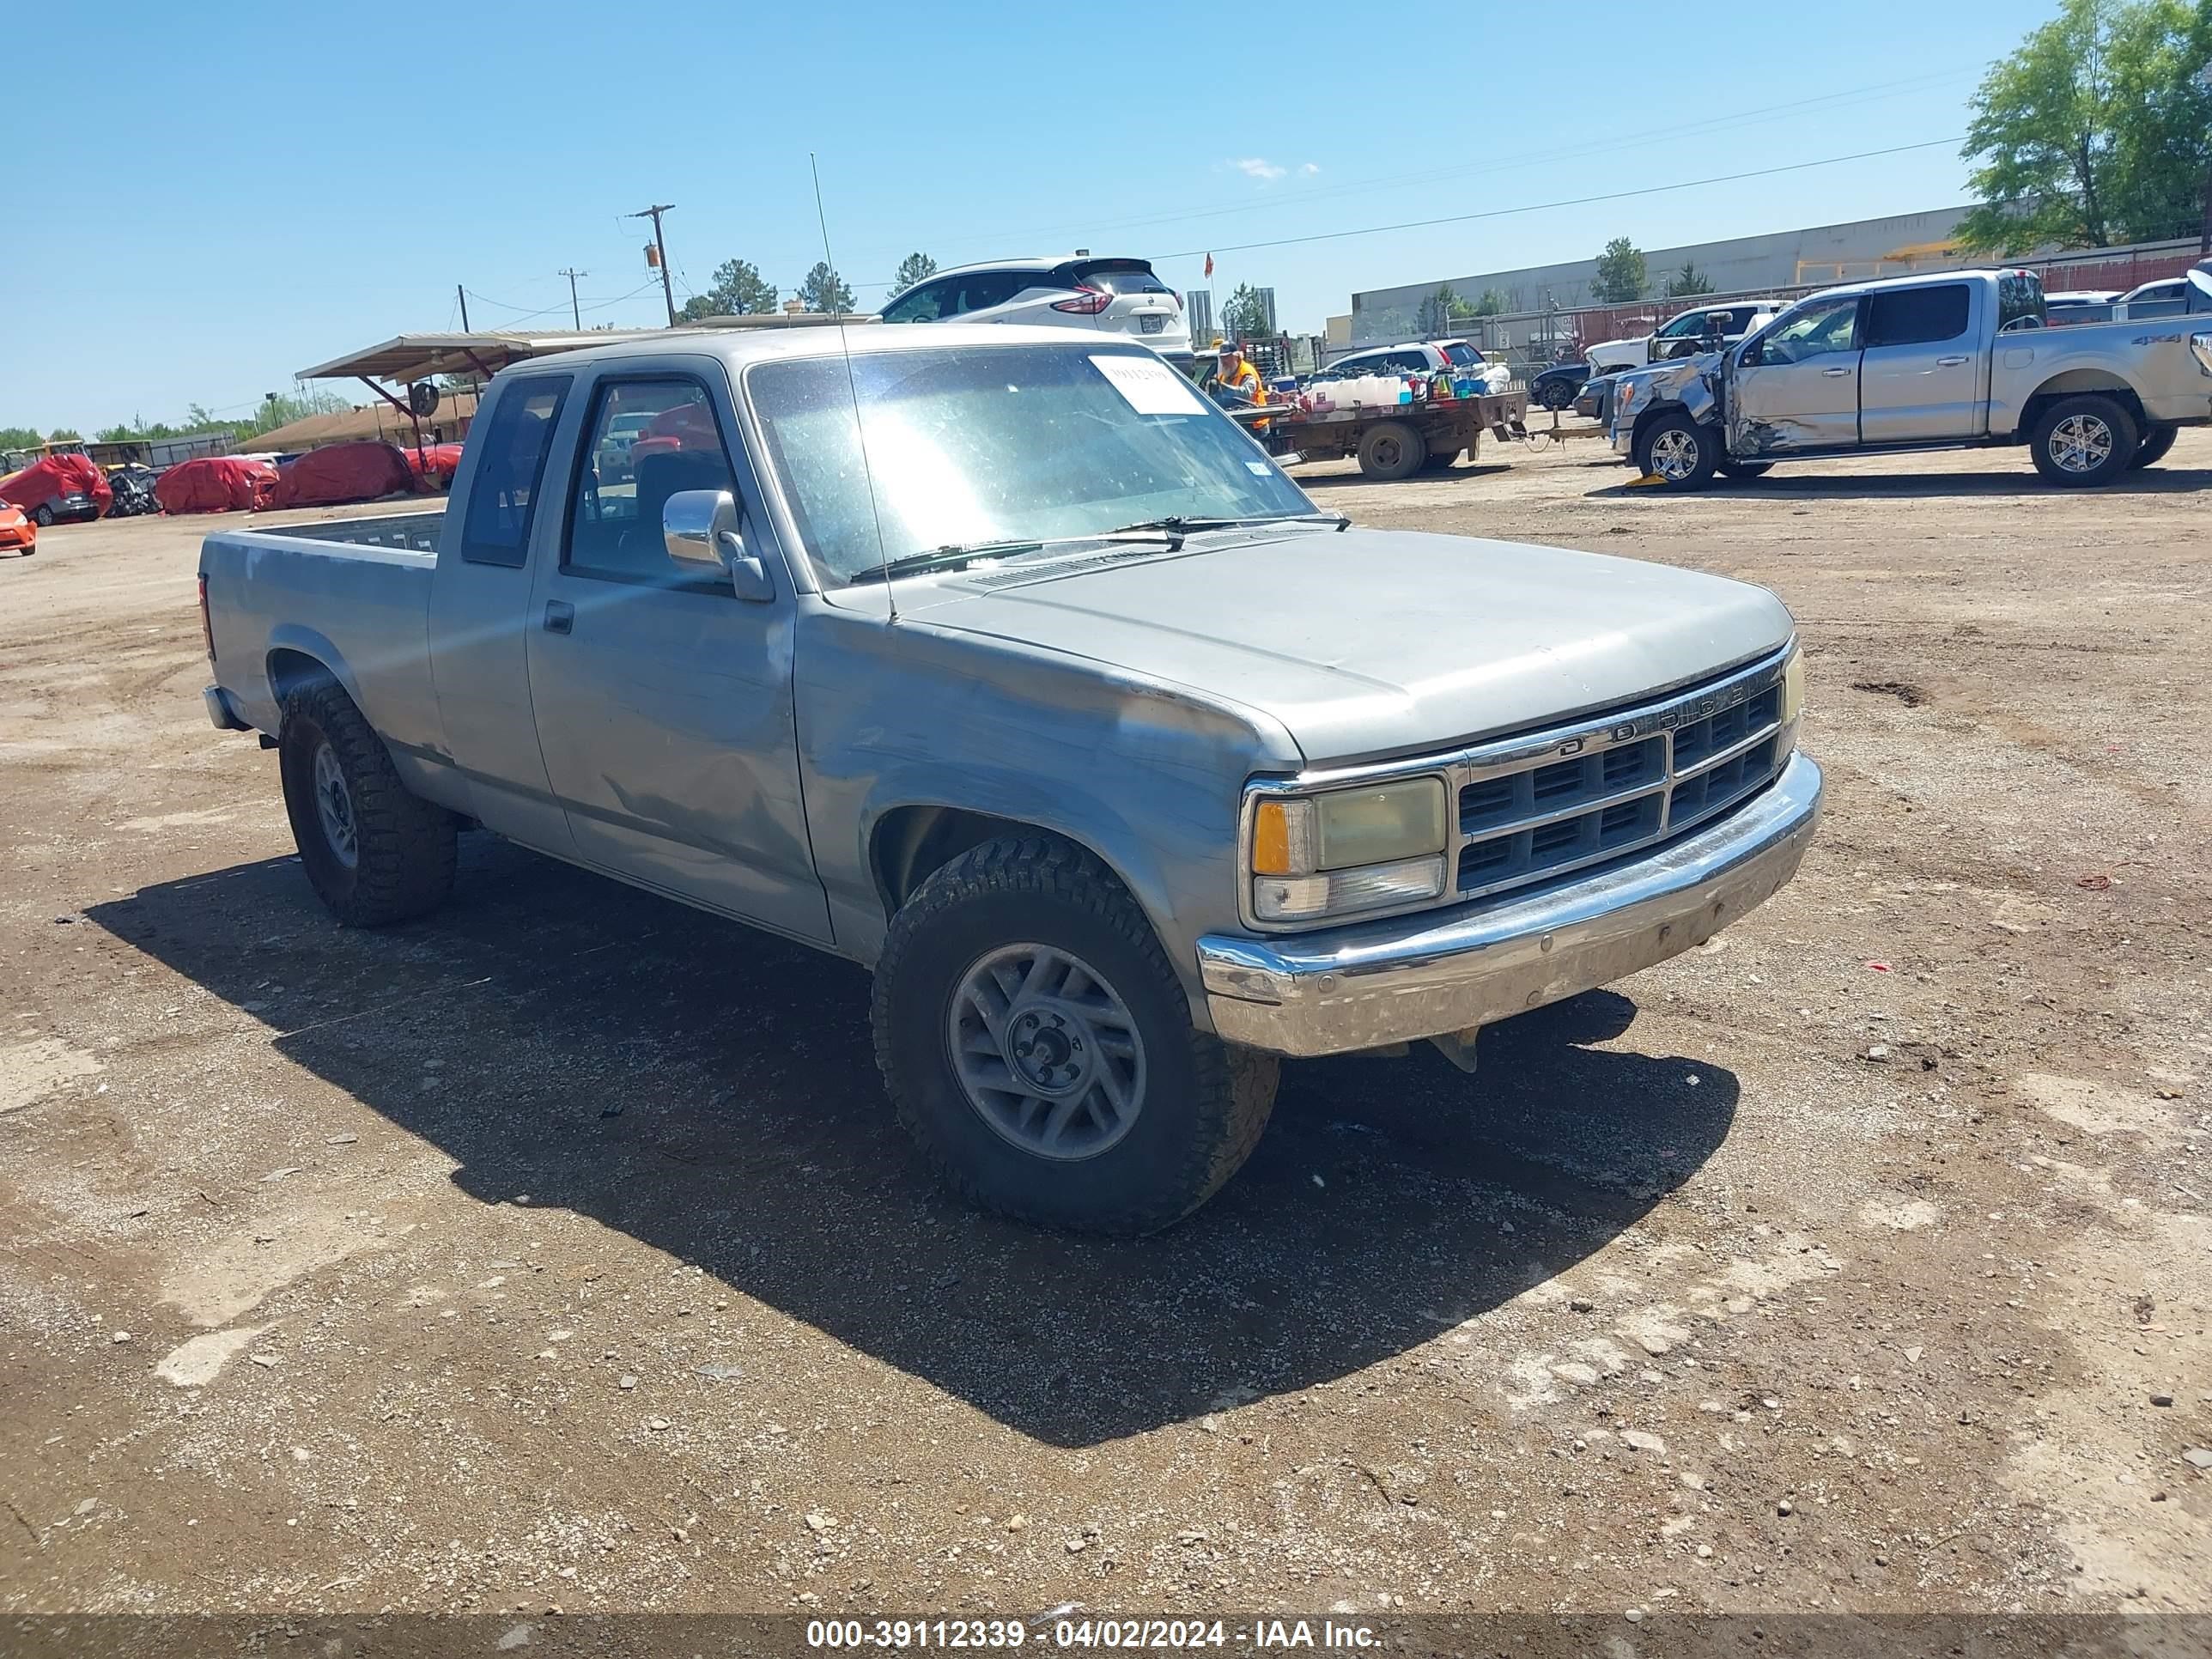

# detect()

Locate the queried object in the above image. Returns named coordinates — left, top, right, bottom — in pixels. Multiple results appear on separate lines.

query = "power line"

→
left=1153, top=137, right=1966, bottom=264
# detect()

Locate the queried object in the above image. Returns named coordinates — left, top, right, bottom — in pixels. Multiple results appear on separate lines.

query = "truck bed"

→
left=199, top=514, right=445, bottom=750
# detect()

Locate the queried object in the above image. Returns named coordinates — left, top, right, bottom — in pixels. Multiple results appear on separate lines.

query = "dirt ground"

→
left=2, top=428, right=2208, bottom=1625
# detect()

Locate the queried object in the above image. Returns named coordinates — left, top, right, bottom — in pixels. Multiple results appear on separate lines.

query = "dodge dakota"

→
left=1610, top=265, right=2212, bottom=488
left=200, top=324, right=1822, bottom=1233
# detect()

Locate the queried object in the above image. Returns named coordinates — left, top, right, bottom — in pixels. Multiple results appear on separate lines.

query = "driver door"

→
left=1727, top=294, right=1863, bottom=453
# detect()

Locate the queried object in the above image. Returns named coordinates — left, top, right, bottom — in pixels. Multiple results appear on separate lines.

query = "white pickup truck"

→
left=1610, top=265, right=2212, bottom=488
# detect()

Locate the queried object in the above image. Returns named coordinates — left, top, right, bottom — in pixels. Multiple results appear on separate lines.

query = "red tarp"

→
left=269, top=441, right=417, bottom=510
left=155, top=456, right=278, bottom=515
left=0, top=453, right=112, bottom=517
left=401, top=443, right=465, bottom=487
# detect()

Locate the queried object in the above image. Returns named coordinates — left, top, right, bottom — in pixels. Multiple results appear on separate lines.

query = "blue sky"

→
left=5, top=0, right=2051, bottom=434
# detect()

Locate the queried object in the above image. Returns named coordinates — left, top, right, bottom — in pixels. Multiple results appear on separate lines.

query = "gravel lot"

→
left=2, top=428, right=2208, bottom=1622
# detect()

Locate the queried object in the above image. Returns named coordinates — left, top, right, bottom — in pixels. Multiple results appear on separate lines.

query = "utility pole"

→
left=456, top=283, right=471, bottom=331
left=629, top=204, right=679, bottom=326
left=558, top=268, right=588, bottom=330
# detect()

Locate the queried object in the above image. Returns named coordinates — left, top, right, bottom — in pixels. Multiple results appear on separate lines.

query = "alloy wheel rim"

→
left=948, top=944, right=1146, bottom=1161
left=2049, top=414, right=2112, bottom=473
left=313, top=741, right=359, bottom=869
left=1650, top=428, right=1700, bottom=479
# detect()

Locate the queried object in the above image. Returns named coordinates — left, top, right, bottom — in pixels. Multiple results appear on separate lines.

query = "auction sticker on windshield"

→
left=1090, top=353, right=1209, bottom=416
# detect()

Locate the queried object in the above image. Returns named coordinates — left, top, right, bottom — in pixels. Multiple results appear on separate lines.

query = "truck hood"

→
left=896, top=527, right=1794, bottom=767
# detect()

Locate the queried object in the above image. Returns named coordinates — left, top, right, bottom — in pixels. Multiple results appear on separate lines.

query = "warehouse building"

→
left=1348, top=205, right=1972, bottom=346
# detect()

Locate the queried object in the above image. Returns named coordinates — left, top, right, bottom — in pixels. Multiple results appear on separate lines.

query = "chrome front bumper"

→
left=1196, top=752, right=1822, bottom=1057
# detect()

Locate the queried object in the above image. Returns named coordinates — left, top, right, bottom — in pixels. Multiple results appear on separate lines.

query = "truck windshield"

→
left=745, top=345, right=1315, bottom=584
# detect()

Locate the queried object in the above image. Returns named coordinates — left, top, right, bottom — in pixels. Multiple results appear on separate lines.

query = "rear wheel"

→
left=2129, top=422, right=2179, bottom=470
left=872, top=836, right=1278, bottom=1235
left=1357, top=421, right=1426, bottom=481
left=2028, top=394, right=2136, bottom=486
left=1633, top=410, right=1720, bottom=489
left=278, top=679, right=457, bottom=927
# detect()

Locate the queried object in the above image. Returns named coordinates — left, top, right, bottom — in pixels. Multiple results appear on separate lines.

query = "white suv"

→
left=878, top=256, right=1193, bottom=373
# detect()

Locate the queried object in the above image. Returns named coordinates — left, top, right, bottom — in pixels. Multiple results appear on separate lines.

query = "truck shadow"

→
left=88, top=838, right=1738, bottom=1449
left=1587, top=466, right=2212, bottom=501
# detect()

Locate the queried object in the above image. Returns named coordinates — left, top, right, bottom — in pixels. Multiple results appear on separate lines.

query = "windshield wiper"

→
left=1108, top=512, right=1350, bottom=548
left=850, top=540, right=1044, bottom=584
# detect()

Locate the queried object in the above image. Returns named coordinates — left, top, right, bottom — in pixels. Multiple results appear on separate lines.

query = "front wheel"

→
left=1357, top=420, right=1427, bottom=480
left=2130, top=422, right=2179, bottom=470
left=278, top=680, right=457, bottom=927
left=1633, top=410, right=1720, bottom=489
left=32, top=504, right=54, bottom=527
left=1537, top=380, right=1577, bottom=411
left=872, top=836, right=1278, bottom=1235
left=2028, top=393, right=2137, bottom=486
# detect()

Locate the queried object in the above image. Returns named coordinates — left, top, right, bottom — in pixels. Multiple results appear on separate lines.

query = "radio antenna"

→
left=810, top=154, right=896, bottom=624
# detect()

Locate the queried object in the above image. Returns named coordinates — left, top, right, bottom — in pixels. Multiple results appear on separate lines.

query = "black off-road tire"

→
left=1633, top=410, right=1721, bottom=489
left=2027, top=393, right=2137, bottom=487
left=2130, top=422, right=2179, bottom=470
left=278, top=679, right=457, bottom=927
left=872, top=836, right=1278, bottom=1235
left=1357, top=420, right=1426, bottom=481
left=1717, top=459, right=1773, bottom=480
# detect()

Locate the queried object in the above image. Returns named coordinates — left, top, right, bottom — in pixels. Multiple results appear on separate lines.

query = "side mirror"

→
left=664, top=488, right=774, bottom=603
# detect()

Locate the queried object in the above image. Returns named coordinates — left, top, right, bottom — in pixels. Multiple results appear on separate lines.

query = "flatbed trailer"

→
left=1231, top=391, right=1532, bottom=479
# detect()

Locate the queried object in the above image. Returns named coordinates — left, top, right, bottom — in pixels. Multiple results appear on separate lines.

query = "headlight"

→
left=1781, top=647, right=1805, bottom=726
left=1249, top=778, right=1449, bottom=922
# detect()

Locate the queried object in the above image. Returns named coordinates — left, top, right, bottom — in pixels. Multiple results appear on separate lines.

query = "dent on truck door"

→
left=1727, top=295, right=1863, bottom=453
left=522, top=368, right=830, bottom=942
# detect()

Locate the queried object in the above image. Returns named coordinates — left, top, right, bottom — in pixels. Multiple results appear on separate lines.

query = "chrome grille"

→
left=1449, top=653, right=1791, bottom=902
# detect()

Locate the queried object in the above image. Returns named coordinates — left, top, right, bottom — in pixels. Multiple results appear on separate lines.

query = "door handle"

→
left=543, top=600, right=574, bottom=635
left=1936, top=355, right=1969, bottom=366
left=1821, top=366, right=1851, bottom=378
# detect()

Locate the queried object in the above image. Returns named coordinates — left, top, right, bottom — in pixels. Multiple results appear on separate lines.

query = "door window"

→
left=881, top=278, right=953, bottom=323
left=460, top=375, right=571, bottom=568
left=1384, top=350, right=1432, bottom=373
left=1863, top=284, right=1971, bottom=348
left=1757, top=297, right=1862, bottom=365
left=952, top=270, right=1030, bottom=314
left=564, top=379, right=738, bottom=588
left=1656, top=311, right=1708, bottom=339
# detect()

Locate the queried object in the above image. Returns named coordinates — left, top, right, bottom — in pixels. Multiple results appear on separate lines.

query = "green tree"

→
left=1955, top=0, right=2212, bottom=253
left=891, top=252, right=939, bottom=294
left=1416, top=285, right=1465, bottom=334
left=47, top=427, right=83, bottom=443
left=796, top=261, right=857, bottom=315
left=1219, top=283, right=1273, bottom=340
left=1, top=425, right=45, bottom=453
left=1590, top=237, right=1647, bottom=303
left=1474, top=288, right=1510, bottom=316
left=1664, top=263, right=1717, bottom=297
left=678, top=257, right=781, bottom=321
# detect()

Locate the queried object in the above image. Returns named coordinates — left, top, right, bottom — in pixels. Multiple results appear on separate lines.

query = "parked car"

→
left=105, top=463, right=159, bottom=518
left=0, top=499, right=35, bottom=556
left=2044, top=289, right=2121, bottom=325
left=2114, top=275, right=2200, bottom=320
left=1316, top=340, right=1511, bottom=395
left=0, top=452, right=107, bottom=526
left=1609, top=266, right=2212, bottom=488
left=878, top=254, right=1194, bottom=374
left=1528, top=361, right=1592, bottom=411
left=1585, top=301, right=1781, bottom=375
left=199, top=324, right=1821, bottom=1235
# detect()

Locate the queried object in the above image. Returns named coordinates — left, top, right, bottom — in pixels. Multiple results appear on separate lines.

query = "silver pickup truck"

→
left=200, top=324, right=1822, bottom=1233
left=1611, top=264, right=2212, bottom=488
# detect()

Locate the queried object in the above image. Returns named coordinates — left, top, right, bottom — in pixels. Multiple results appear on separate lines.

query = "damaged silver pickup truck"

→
left=202, top=324, right=1820, bottom=1234
left=1611, top=264, right=2212, bottom=488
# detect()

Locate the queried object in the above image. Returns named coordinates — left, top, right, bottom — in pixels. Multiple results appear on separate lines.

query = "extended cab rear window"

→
left=461, top=375, right=571, bottom=568
left=1864, top=284, right=1972, bottom=349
